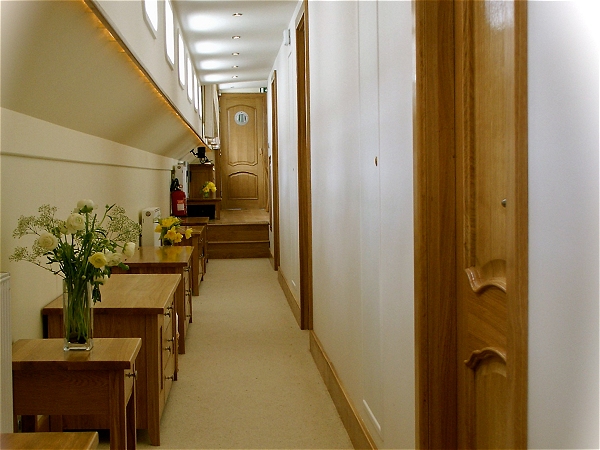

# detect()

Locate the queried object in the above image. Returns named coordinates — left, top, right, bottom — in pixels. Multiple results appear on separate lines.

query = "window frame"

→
left=164, top=0, right=175, bottom=67
left=193, top=72, right=199, bottom=111
left=178, top=30, right=186, bottom=88
left=198, top=80, right=203, bottom=120
left=187, top=55, right=194, bottom=102
left=142, top=0, right=158, bottom=37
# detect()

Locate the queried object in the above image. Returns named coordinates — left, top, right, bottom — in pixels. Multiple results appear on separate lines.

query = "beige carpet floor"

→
left=99, top=258, right=353, bottom=449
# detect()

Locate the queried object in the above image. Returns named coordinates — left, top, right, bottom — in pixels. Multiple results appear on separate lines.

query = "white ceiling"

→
left=172, top=1, right=299, bottom=91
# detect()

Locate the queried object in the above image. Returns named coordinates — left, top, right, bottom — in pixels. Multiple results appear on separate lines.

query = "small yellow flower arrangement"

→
left=155, top=216, right=193, bottom=245
left=202, top=181, right=217, bottom=198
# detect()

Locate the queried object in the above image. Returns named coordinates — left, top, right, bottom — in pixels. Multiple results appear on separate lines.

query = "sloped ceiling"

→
left=1, top=0, right=202, bottom=159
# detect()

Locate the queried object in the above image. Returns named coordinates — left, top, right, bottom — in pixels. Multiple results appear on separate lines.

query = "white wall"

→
left=270, top=3, right=302, bottom=303
left=528, top=1, right=599, bottom=448
left=270, top=1, right=416, bottom=448
left=273, top=1, right=599, bottom=449
left=0, top=109, right=175, bottom=340
left=94, top=0, right=202, bottom=152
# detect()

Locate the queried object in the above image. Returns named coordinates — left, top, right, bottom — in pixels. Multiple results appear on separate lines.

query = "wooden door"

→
left=219, top=93, right=267, bottom=210
left=414, top=0, right=527, bottom=448
left=455, top=1, right=528, bottom=448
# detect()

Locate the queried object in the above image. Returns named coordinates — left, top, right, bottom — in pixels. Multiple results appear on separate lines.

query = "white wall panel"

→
left=358, top=0, right=384, bottom=439
left=308, top=1, right=363, bottom=401
left=377, top=2, right=416, bottom=447
left=1, top=110, right=173, bottom=341
left=528, top=2, right=599, bottom=448
left=94, top=0, right=202, bottom=144
left=307, top=1, right=416, bottom=448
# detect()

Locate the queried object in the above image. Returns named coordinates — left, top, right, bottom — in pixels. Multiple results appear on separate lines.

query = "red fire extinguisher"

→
left=170, top=178, right=187, bottom=217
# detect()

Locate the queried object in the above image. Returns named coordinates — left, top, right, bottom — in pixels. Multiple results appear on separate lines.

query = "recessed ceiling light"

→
left=232, top=75, right=239, bottom=79
left=232, top=65, right=239, bottom=68
left=232, top=35, right=241, bottom=40
left=232, top=52, right=240, bottom=56
left=233, top=13, right=243, bottom=17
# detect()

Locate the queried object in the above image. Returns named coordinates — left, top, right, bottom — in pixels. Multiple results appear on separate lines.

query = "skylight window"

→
left=187, top=56, right=193, bottom=101
left=165, top=0, right=175, bottom=65
left=178, top=31, right=185, bottom=87
left=143, top=0, right=158, bottom=35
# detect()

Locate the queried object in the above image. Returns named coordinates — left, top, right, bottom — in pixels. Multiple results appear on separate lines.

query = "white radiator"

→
left=141, top=207, right=161, bottom=247
left=0, top=273, right=13, bottom=432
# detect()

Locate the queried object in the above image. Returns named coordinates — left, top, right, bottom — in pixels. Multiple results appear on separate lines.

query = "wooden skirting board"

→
left=278, top=267, right=375, bottom=449
left=309, top=331, right=377, bottom=450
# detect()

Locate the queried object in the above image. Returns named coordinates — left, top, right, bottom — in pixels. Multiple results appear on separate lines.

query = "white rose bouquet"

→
left=10, top=200, right=141, bottom=348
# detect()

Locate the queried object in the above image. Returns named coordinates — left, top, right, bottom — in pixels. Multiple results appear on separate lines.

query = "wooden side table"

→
left=42, top=274, right=179, bottom=447
left=111, top=246, right=193, bottom=354
left=181, top=216, right=210, bottom=279
left=1, top=432, right=99, bottom=449
left=12, top=338, right=140, bottom=450
left=176, top=225, right=207, bottom=295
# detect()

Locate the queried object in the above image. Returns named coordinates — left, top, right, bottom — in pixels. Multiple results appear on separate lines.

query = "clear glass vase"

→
left=62, top=278, right=93, bottom=351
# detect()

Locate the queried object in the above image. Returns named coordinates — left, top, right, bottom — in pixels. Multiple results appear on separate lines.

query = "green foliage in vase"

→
left=10, top=199, right=141, bottom=304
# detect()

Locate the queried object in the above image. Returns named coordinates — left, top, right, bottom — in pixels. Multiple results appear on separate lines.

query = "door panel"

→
left=455, top=0, right=527, bottom=448
left=220, top=93, right=266, bottom=209
left=228, top=172, right=258, bottom=200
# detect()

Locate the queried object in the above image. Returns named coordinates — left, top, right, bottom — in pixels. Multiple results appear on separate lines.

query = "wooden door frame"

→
left=414, top=1, right=528, bottom=448
left=296, top=1, right=313, bottom=330
left=414, top=2, right=458, bottom=447
left=270, top=70, right=281, bottom=270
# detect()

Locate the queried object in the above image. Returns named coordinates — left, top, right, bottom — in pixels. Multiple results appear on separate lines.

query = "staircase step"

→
left=209, top=241, right=271, bottom=259
left=207, top=222, right=270, bottom=259
left=207, top=223, right=269, bottom=242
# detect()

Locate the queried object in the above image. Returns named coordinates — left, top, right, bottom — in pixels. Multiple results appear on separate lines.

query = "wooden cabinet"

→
left=188, top=164, right=221, bottom=219
left=176, top=224, right=207, bottom=295
left=42, top=274, right=180, bottom=446
left=198, top=225, right=207, bottom=279
left=189, top=163, right=216, bottom=198
left=12, top=338, right=141, bottom=449
left=181, top=216, right=210, bottom=279
left=111, top=246, right=194, bottom=354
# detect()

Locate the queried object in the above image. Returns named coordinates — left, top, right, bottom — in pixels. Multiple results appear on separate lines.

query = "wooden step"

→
left=208, top=241, right=271, bottom=259
left=207, top=223, right=269, bottom=242
left=207, top=222, right=270, bottom=259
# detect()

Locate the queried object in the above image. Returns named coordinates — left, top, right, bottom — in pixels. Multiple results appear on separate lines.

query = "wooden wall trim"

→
left=309, top=331, right=377, bottom=450
left=270, top=70, right=281, bottom=271
left=296, top=3, right=313, bottom=331
left=508, top=2, right=529, bottom=447
left=278, top=269, right=301, bottom=327
left=414, top=1, right=458, bottom=448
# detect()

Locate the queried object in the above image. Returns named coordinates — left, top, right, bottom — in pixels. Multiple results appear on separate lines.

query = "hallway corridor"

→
left=101, top=258, right=352, bottom=449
